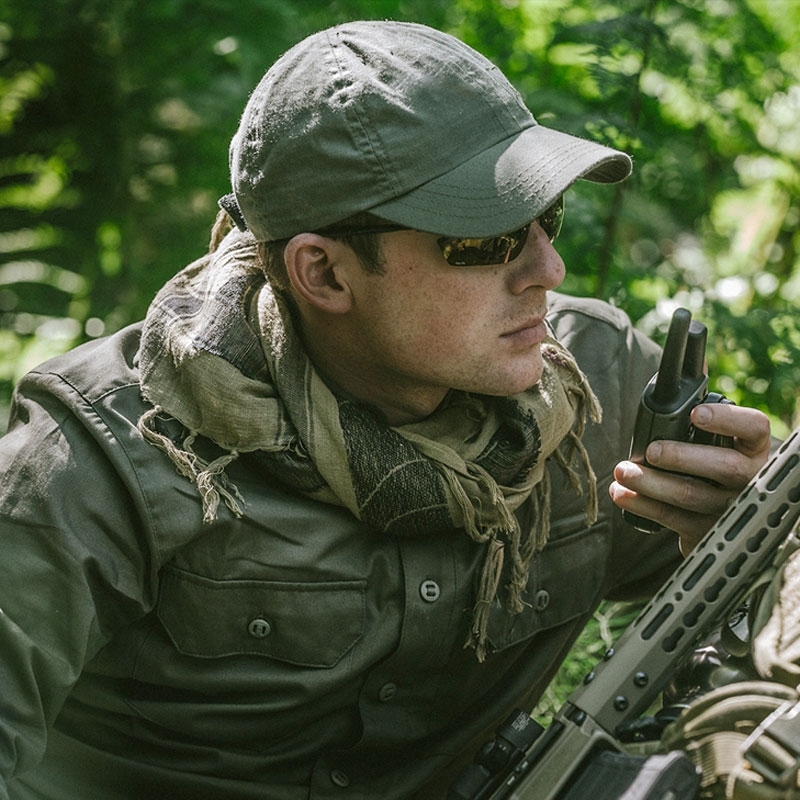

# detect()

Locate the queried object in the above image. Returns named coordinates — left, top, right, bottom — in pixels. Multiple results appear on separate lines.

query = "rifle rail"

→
left=573, top=426, right=800, bottom=734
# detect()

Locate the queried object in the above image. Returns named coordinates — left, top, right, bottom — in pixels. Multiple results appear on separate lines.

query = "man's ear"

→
left=284, top=234, right=353, bottom=313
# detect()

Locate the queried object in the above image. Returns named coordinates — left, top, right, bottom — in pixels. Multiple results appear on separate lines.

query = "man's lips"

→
left=501, top=316, right=547, bottom=343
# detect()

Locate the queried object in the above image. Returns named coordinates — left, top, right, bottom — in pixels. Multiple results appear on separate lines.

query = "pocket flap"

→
left=157, top=566, right=366, bottom=667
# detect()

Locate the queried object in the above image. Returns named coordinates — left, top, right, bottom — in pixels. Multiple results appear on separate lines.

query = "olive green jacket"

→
left=0, top=293, right=680, bottom=799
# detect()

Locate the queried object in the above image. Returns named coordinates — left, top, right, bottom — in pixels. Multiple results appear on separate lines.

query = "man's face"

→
left=338, top=220, right=566, bottom=423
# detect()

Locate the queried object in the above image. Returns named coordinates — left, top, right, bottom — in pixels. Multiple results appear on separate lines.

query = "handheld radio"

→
left=624, top=307, right=733, bottom=533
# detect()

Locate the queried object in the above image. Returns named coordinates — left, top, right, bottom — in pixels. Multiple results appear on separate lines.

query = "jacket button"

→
left=534, top=590, right=550, bottom=611
left=330, top=768, right=350, bottom=788
left=419, top=580, right=441, bottom=602
left=247, top=617, right=272, bottom=638
left=378, top=682, right=397, bottom=702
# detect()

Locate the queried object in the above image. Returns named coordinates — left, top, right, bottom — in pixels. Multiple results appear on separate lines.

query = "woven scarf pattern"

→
left=137, top=230, right=601, bottom=660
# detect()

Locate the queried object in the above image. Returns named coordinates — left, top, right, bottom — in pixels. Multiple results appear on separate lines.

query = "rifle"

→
left=449, top=424, right=800, bottom=800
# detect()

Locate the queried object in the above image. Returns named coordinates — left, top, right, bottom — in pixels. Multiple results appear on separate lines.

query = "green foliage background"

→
left=1, top=0, right=799, bottom=722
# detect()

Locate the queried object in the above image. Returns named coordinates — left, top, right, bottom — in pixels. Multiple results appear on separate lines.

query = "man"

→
left=0, top=20, right=771, bottom=800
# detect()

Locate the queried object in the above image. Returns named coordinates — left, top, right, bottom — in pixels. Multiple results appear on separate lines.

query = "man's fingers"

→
left=611, top=403, right=772, bottom=552
left=644, top=440, right=752, bottom=489
left=612, top=460, right=736, bottom=516
left=640, top=404, right=772, bottom=490
left=690, top=402, right=772, bottom=457
left=609, top=474, right=718, bottom=553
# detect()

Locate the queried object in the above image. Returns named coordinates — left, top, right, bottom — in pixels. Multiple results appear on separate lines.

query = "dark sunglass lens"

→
left=538, top=196, right=564, bottom=241
left=503, top=226, right=529, bottom=262
left=438, top=225, right=530, bottom=267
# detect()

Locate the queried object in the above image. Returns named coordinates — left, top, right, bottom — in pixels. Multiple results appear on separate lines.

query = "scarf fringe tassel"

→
left=138, top=406, right=245, bottom=523
left=449, top=429, right=600, bottom=663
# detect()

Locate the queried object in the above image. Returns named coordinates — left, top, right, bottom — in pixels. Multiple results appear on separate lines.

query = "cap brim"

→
left=369, top=124, right=632, bottom=237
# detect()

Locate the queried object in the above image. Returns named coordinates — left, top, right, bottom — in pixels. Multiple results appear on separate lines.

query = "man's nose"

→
left=507, top=221, right=565, bottom=294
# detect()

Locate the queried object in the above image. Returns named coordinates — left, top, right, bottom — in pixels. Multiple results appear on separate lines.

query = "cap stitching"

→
left=327, top=28, right=400, bottom=203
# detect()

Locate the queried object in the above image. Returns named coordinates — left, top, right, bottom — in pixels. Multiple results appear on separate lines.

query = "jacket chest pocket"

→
left=157, top=566, right=366, bottom=668
left=486, top=520, right=611, bottom=652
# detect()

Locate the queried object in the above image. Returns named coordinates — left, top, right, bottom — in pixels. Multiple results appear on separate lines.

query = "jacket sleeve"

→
left=0, top=368, right=156, bottom=789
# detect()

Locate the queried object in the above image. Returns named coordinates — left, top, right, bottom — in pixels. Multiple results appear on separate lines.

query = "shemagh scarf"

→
left=137, top=230, right=602, bottom=660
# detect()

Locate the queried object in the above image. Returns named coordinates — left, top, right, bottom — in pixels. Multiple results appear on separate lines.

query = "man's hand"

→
left=609, top=403, right=772, bottom=555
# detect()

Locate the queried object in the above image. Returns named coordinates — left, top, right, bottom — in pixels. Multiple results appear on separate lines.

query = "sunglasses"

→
left=318, top=194, right=564, bottom=267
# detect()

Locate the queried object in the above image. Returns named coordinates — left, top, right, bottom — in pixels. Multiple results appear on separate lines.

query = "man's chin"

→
left=480, top=372, right=545, bottom=398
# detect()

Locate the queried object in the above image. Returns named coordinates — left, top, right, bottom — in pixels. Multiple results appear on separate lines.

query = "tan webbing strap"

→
left=661, top=682, right=799, bottom=799
left=729, top=698, right=800, bottom=799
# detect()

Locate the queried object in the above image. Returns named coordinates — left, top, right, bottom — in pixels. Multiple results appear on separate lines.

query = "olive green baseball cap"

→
left=221, top=20, right=632, bottom=240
